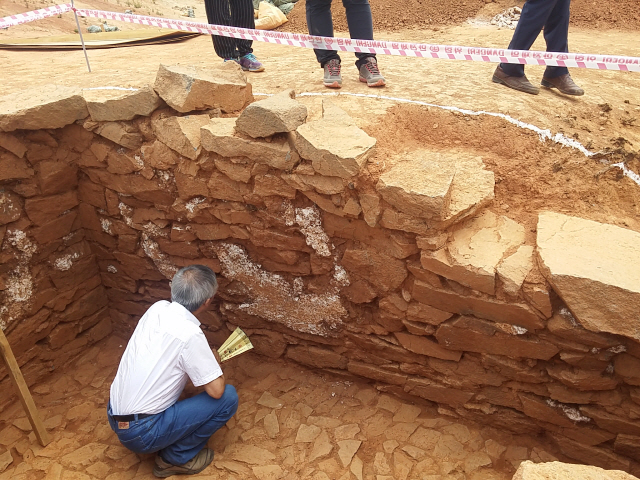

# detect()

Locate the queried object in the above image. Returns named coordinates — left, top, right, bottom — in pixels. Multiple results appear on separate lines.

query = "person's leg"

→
left=342, top=0, right=374, bottom=68
left=157, top=387, right=239, bottom=465
left=541, top=0, right=570, bottom=78
left=500, top=0, right=559, bottom=77
left=204, top=0, right=240, bottom=59
left=306, top=0, right=341, bottom=66
left=231, top=0, right=255, bottom=57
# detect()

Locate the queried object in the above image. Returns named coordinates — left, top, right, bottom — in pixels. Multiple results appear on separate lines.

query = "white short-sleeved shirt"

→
left=110, top=300, right=222, bottom=415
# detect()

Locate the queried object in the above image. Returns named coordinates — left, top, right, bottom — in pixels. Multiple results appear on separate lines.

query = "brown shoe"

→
left=541, top=74, right=584, bottom=96
left=153, top=448, right=214, bottom=478
left=492, top=65, right=539, bottom=95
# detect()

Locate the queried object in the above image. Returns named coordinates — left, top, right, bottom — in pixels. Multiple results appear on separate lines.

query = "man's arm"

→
left=203, top=349, right=225, bottom=399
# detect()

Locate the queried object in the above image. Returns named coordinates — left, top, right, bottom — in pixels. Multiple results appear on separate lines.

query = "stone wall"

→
left=1, top=63, right=640, bottom=474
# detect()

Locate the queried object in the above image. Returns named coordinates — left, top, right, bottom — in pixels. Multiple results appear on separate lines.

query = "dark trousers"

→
left=500, top=0, right=571, bottom=78
left=204, top=0, right=254, bottom=59
left=306, top=0, right=376, bottom=68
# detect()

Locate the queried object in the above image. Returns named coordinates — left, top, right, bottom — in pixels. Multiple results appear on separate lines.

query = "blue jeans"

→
left=107, top=386, right=238, bottom=465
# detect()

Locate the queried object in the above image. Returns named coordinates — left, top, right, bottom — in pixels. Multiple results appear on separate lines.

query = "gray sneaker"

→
left=323, top=59, right=342, bottom=88
left=359, top=57, right=385, bottom=87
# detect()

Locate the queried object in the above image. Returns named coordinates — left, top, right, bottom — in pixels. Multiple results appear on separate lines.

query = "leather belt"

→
left=111, top=413, right=154, bottom=422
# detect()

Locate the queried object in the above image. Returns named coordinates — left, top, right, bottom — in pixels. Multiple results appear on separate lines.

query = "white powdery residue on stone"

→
left=133, top=154, right=145, bottom=170
left=605, top=364, right=615, bottom=374
left=283, top=200, right=295, bottom=226
left=62, top=232, right=75, bottom=242
left=141, top=233, right=178, bottom=279
left=608, top=345, right=626, bottom=354
left=494, top=323, right=528, bottom=335
left=546, top=399, right=591, bottom=423
left=119, top=202, right=134, bottom=226
left=293, top=277, right=304, bottom=298
left=185, top=197, right=207, bottom=213
left=215, top=243, right=346, bottom=336
left=101, top=218, right=113, bottom=235
left=53, top=252, right=80, bottom=271
left=294, top=206, right=331, bottom=257
left=332, top=265, right=350, bottom=287
left=591, top=347, right=601, bottom=354
left=6, top=265, right=33, bottom=303
left=6, top=230, right=37, bottom=258
left=559, top=307, right=579, bottom=327
left=107, top=265, right=118, bottom=274
left=143, top=222, right=167, bottom=237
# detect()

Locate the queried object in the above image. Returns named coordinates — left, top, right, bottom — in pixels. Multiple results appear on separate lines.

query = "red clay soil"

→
left=281, top=0, right=640, bottom=33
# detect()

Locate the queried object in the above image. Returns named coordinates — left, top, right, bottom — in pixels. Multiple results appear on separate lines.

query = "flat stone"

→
left=464, top=451, right=492, bottom=473
left=309, top=430, right=333, bottom=462
left=236, top=89, right=307, bottom=138
left=281, top=173, right=344, bottom=195
left=420, top=211, right=526, bottom=295
left=295, top=424, right=321, bottom=443
left=412, top=280, right=545, bottom=331
left=377, top=394, right=401, bottom=413
left=385, top=422, right=419, bottom=442
left=393, top=404, right=422, bottom=423
left=485, top=439, right=507, bottom=459
left=334, top=424, right=360, bottom=441
left=404, top=378, right=474, bottom=406
left=614, top=434, right=640, bottom=462
left=341, top=247, right=407, bottom=294
left=498, top=245, right=535, bottom=296
left=376, top=150, right=456, bottom=220
left=257, top=392, right=284, bottom=409
left=295, top=105, right=376, bottom=179
left=151, top=112, right=210, bottom=160
left=230, top=445, right=276, bottom=465
left=0, top=132, right=27, bottom=158
left=394, top=331, right=462, bottom=361
left=513, top=460, right=636, bottom=480
left=84, top=85, right=161, bottom=121
left=201, top=118, right=298, bottom=170
left=337, top=440, right=361, bottom=467
left=383, top=440, right=399, bottom=453
left=393, top=451, right=413, bottom=480
left=350, top=455, right=364, bottom=480
left=0, top=85, right=88, bottom=131
left=444, top=154, right=495, bottom=226
left=60, top=443, right=108, bottom=467
left=252, top=465, right=284, bottom=480
left=0, top=450, right=13, bottom=473
left=402, top=444, right=426, bottom=460
left=153, top=63, right=251, bottom=113
left=0, top=191, right=22, bottom=226
left=359, top=193, right=381, bottom=227
left=263, top=411, right=280, bottom=439
left=537, top=211, right=640, bottom=342
left=87, top=121, right=143, bottom=150
left=435, top=316, right=559, bottom=360
left=374, top=452, right=392, bottom=475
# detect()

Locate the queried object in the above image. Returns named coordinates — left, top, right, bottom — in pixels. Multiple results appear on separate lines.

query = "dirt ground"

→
left=0, top=335, right=568, bottom=480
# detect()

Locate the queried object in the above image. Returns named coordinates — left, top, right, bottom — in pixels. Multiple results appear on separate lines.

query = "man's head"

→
left=171, top=265, right=218, bottom=312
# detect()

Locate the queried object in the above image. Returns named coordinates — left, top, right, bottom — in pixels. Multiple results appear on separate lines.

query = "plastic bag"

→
left=255, top=1, right=288, bottom=30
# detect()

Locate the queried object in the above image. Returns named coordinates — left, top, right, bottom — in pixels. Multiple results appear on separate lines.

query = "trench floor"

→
left=0, top=334, right=570, bottom=480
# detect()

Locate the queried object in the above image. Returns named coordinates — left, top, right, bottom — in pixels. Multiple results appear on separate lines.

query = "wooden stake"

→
left=0, top=328, right=50, bottom=446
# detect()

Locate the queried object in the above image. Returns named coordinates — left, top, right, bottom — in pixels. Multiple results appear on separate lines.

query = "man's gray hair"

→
left=171, top=265, right=218, bottom=312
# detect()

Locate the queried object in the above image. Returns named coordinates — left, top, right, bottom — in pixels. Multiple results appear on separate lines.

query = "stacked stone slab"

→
left=1, top=64, right=640, bottom=474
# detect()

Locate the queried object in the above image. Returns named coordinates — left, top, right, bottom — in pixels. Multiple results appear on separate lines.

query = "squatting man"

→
left=108, top=265, right=237, bottom=477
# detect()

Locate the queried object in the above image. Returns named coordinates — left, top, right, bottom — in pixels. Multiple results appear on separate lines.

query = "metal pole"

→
left=71, top=0, right=91, bottom=72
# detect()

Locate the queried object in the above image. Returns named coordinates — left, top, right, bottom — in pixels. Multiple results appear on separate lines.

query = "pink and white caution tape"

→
left=0, top=3, right=71, bottom=29
left=73, top=9, right=640, bottom=72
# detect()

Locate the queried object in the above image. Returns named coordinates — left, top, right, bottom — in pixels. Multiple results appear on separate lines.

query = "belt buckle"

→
left=118, top=421, right=130, bottom=429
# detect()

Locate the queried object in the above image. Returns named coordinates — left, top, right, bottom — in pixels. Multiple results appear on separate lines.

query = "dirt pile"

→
left=281, top=0, right=640, bottom=33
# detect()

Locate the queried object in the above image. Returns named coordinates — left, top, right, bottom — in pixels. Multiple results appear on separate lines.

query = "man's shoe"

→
left=359, top=57, right=386, bottom=87
left=492, top=65, right=539, bottom=95
left=153, top=448, right=214, bottom=478
left=238, top=53, right=265, bottom=72
left=541, top=74, right=584, bottom=96
left=323, top=59, right=342, bottom=88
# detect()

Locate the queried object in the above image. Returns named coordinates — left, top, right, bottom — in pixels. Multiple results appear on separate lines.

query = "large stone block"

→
left=201, top=118, right=299, bottom=170
left=84, top=169, right=174, bottom=205
left=0, top=85, right=88, bottom=131
left=86, top=121, right=143, bottom=150
left=420, top=211, right=526, bottom=295
left=36, top=160, right=78, bottom=195
left=0, top=132, right=27, bottom=158
left=376, top=151, right=494, bottom=225
left=435, top=316, right=559, bottom=360
left=0, top=153, right=34, bottom=181
left=153, top=63, right=251, bottom=113
left=404, top=377, right=474, bottom=406
left=537, top=212, right=640, bottom=342
left=84, top=85, right=162, bottom=122
left=394, top=331, right=461, bottom=361
left=24, top=190, right=79, bottom=226
left=295, top=105, right=375, bottom=179
left=151, top=111, right=210, bottom=160
left=341, top=247, right=407, bottom=293
left=513, top=460, right=636, bottom=480
left=235, top=89, right=307, bottom=138
left=412, top=279, right=544, bottom=331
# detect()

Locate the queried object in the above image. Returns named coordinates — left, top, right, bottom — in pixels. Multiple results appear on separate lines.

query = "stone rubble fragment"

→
left=236, top=89, right=307, bottom=138
left=83, top=85, right=162, bottom=122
